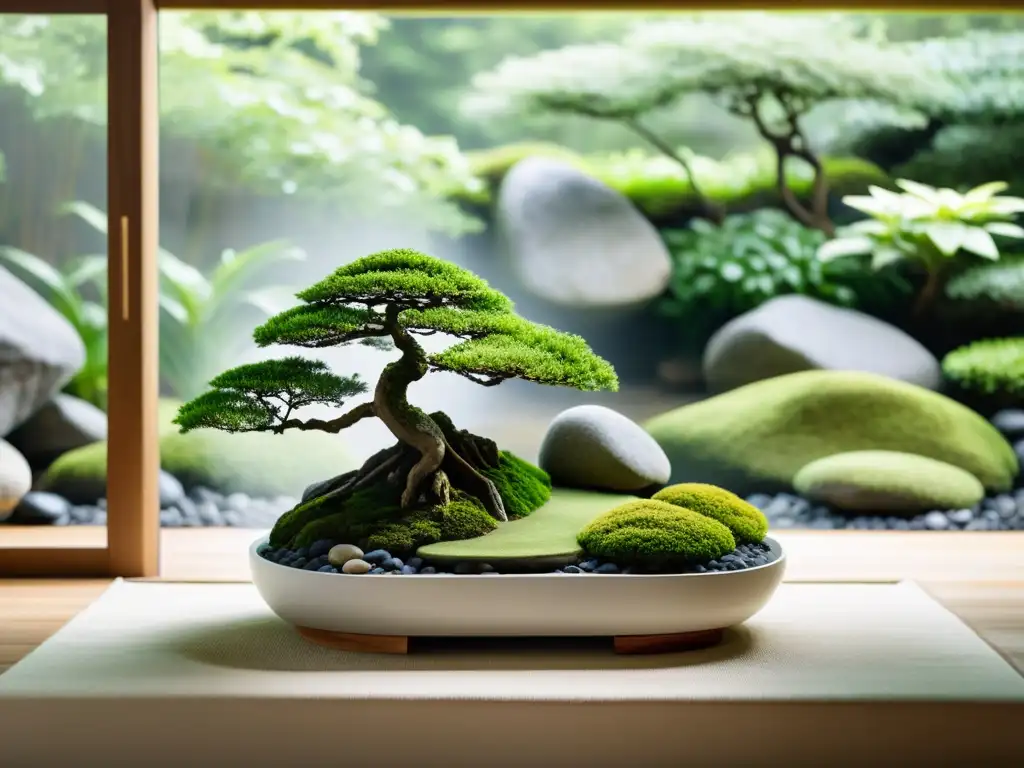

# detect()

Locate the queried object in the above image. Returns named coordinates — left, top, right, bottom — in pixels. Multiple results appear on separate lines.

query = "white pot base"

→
left=250, top=536, right=786, bottom=651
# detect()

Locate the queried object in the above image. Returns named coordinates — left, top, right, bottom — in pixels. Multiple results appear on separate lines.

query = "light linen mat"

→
left=0, top=580, right=1022, bottom=766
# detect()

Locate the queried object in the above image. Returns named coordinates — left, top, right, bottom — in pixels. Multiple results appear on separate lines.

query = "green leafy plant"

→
left=942, top=337, right=1024, bottom=408
left=818, top=179, right=1024, bottom=317
left=0, top=245, right=108, bottom=407
left=62, top=201, right=309, bottom=401
left=175, top=247, right=618, bottom=549
left=660, top=209, right=910, bottom=347
left=2, top=200, right=308, bottom=405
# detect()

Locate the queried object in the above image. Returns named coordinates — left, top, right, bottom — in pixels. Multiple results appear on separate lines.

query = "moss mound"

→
left=653, top=483, right=768, bottom=544
left=417, top=487, right=638, bottom=566
left=577, top=499, right=736, bottom=570
left=644, top=370, right=1017, bottom=495
left=793, top=450, right=986, bottom=514
left=271, top=449, right=550, bottom=553
left=39, top=424, right=357, bottom=503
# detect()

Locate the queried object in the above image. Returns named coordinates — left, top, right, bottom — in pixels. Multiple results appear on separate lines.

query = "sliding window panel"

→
left=0, top=0, right=159, bottom=577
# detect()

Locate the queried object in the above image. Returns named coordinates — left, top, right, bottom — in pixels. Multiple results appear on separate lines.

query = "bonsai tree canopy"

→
left=175, top=248, right=618, bottom=524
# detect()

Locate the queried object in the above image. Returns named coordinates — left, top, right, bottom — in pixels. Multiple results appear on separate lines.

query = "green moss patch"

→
left=482, top=450, right=552, bottom=519
left=577, top=499, right=736, bottom=571
left=644, top=370, right=1018, bottom=495
left=417, top=487, right=637, bottom=566
left=653, top=483, right=768, bottom=544
left=793, top=450, right=986, bottom=514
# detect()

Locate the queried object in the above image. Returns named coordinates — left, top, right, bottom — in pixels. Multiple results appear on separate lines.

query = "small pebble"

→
left=578, top=559, right=599, bottom=572
left=453, top=562, right=476, bottom=575
left=594, top=563, right=620, bottom=574
left=342, top=559, right=372, bottom=575
left=328, top=544, right=364, bottom=568
left=419, top=566, right=437, bottom=574
left=309, top=539, right=335, bottom=559
left=407, top=557, right=424, bottom=569
left=381, top=557, right=404, bottom=571
left=363, top=549, right=391, bottom=565
left=563, top=565, right=583, bottom=574
left=948, top=508, right=974, bottom=525
left=400, top=565, right=418, bottom=575
left=368, top=567, right=386, bottom=575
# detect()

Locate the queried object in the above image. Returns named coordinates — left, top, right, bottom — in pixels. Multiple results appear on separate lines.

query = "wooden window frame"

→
left=0, top=0, right=159, bottom=578
left=0, top=0, right=1010, bottom=577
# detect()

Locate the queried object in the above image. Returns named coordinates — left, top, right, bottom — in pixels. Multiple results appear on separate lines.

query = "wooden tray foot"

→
left=296, top=626, right=409, bottom=654
left=613, top=627, right=725, bottom=655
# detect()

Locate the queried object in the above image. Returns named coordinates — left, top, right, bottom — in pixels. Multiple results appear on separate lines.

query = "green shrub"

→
left=456, top=143, right=888, bottom=221
left=942, top=338, right=1024, bottom=400
left=660, top=209, right=911, bottom=347
left=652, top=483, right=768, bottom=545
left=793, top=450, right=985, bottom=513
left=644, top=370, right=1018, bottom=495
left=576, top=499, right=736, bottom=571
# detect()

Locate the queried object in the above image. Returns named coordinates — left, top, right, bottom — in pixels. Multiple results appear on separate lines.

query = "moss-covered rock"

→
left=577, top=499, right=736, bottom=570
left=271, top=449, right=551, bottom=553
left=39, top=399, right=357, bottom=502
left=652, top=483, right=768, bottom=544
left=288, top=482, right=498, bottom=554
left=454, top=142, right=890, bottom=223
left=793, top=450, right=985, bottom=514
left=644, top=370, right=1018, bottom=495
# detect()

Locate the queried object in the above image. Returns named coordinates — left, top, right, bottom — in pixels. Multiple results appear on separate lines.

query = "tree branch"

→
left=623, top=118, right=725, bottom=225
left=276, top=401, right=377, bottom=434
left=745, top=93, right=834, bottom=236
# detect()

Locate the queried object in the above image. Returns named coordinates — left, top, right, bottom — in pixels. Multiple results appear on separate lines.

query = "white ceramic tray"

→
left=250, top=536, right=787, bottom=640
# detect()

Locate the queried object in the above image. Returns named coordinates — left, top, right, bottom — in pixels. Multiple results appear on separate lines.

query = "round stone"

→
left=341, top=558, right=372, bottom=575
left=327, top=544, right=364, bottom=568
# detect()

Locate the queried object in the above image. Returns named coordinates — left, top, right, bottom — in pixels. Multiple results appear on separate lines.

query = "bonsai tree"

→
left=174, top=248, right=618, bottom=539
left=465, top=13, right=941, bottom=234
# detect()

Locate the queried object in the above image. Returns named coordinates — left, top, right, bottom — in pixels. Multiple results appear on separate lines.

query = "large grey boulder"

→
left=0, top=438, right=31, bottom=522
left=702, top=295, right=941, bottom=393
left=496, top=157, right=672, bottom=308
left=539, top=404, right=671, bottom=493
left=6, top=393, right=107, bottom=469
left=0, top=266, right=85, bottom=436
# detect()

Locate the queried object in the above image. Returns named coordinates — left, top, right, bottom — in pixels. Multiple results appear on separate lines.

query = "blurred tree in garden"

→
left=0, top=10, right=484, bottom=268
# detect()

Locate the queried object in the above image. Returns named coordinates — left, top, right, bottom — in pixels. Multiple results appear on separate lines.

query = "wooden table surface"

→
left=2, top=528, right=1023, bottom=676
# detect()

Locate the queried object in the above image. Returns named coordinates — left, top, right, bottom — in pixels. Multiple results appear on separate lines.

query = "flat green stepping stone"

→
left=417, top=487, right=637, bottom=567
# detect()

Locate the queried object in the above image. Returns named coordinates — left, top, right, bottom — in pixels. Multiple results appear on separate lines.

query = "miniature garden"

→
left=3, top=12, right=1024, bottom=539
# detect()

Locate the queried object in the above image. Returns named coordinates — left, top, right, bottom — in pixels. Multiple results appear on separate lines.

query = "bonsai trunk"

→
left=370, top=305, right=508, bottom=522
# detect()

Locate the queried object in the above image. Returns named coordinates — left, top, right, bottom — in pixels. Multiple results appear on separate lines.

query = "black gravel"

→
left=258, top=540, right=779, bottom=576
left=745, top=490, right=1024, bottom=531
left=7, top=486, right=296, bottom=528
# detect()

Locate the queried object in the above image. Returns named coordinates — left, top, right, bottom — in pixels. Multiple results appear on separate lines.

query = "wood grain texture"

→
left=105, top=0, right=161, bottom=578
